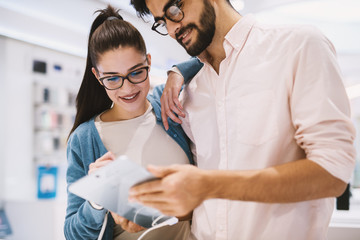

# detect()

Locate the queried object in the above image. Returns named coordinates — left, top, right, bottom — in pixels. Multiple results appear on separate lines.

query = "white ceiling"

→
left=0, top=0, right=359, bottom=76
left=0, top=0, right=190, bottom=74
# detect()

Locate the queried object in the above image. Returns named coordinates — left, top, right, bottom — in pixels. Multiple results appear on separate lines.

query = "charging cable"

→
left=97, top=211, right=109, bottom=240
left=137, top=217, right=178, bottom=240
left=97, top=211, right=178, bottom=240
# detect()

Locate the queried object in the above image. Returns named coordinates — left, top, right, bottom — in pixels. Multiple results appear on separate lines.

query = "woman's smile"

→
left=118, top=91, right=140, bottom=103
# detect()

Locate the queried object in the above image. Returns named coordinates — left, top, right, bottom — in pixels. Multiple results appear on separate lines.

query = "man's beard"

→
left=176, top=0, right=216, bottom=56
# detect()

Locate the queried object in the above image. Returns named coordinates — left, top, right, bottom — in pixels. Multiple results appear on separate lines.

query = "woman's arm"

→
left=64, top=135, right=110, bottom=239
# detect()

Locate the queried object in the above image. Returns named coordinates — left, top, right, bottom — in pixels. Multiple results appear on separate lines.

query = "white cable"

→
left=133, top=206, right=146, bottom=224
left=137, top=217, right=178, bottom=240
left=151, top=215, right=166, bottom=227
left=97, top=211, right=109, bottom=240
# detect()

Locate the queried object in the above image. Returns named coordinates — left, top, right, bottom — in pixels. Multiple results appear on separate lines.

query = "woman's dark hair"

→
left=68, top=5, right=147, bottom=138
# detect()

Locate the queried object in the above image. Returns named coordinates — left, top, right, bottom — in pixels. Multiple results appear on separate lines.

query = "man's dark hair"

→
left=130, top=0, right=234, bottom=19
left=130, top=0, right=151, bottom=19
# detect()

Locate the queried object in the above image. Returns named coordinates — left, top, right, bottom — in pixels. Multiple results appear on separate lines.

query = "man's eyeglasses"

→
left=98, top=66, right=150, bottom=90
left=151, top=0, right=184, bottom=36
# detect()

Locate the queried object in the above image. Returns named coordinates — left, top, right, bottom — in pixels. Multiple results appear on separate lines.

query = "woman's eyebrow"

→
left=102, top=62, right=146, bottom=75
left=128, top=62, right=146, bottom=71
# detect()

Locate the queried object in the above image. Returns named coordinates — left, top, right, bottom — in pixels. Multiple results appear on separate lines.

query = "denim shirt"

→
left=174, top=57, right=203, bottom=84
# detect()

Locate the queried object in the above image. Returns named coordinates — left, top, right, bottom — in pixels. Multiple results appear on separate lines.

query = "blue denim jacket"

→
left=175, top=57, right=203, bottom=84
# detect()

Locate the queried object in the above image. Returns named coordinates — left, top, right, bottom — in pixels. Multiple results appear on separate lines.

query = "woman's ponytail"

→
left=68, top=5, right=147, bottom=139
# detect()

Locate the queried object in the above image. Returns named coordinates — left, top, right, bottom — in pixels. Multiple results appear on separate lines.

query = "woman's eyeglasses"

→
left=98, top=66, right=150, bottom=90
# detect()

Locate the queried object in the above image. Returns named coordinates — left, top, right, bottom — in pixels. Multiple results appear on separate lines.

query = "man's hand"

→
left=110, top=212, right=145, bottom=233
left=88, top=151, right=115, bottom=175
left=161, top=70, right=186, bottom=130
left=129, top=165, right=209, bottom=217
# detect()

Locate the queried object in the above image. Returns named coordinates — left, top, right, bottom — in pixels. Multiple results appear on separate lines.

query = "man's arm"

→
left=205, top=159, right=346, bottom=202
left=129, top=159, right=347, bottom=217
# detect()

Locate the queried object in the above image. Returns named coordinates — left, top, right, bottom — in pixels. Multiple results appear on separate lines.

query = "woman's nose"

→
left=121, top=77, right=135, bottom=90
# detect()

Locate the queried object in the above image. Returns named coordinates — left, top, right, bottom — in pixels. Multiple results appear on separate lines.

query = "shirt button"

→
left=173, top=134, right=177, bottom=137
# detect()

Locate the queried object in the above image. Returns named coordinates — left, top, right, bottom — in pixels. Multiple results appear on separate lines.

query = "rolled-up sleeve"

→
left=290, top=26, right=356, bottom=182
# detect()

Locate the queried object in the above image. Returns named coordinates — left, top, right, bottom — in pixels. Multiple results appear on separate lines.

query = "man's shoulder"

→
left=254, top=21, right=324, bottom=42
left=251, top=22, right=328, bottom=55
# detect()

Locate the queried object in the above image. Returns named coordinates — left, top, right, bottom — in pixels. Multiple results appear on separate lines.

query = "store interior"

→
left=0, top=0, right=359, bottom=239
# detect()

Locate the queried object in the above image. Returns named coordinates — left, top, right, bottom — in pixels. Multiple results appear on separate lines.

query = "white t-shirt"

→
left=95, top=105, right=190, bottom=240
left=95, top=105, right=188, bottom=167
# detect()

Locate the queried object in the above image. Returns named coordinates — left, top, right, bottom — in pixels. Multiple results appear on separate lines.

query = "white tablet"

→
left=68, top=155, right=176, bottom=228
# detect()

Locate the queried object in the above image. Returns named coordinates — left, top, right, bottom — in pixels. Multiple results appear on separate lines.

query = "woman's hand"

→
left=88, top=151, right=116, bottom=175
left=111, top=212, right=145, bottom=233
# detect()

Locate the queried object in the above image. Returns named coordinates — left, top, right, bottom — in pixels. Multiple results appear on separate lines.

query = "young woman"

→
left=64, top=6, right=192, bottom=240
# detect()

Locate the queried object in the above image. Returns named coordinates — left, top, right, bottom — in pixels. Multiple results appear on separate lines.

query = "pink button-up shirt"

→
left=180, top=15, right=356, bottom=240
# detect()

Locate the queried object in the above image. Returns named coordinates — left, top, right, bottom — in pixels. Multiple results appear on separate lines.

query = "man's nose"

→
left=166, top=20, right=181, bottom=39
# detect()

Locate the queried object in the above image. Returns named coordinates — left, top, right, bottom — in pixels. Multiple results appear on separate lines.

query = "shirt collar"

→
left=197, top=14, right=256, bottom=64
left=224, top=14, right=256, bottom=53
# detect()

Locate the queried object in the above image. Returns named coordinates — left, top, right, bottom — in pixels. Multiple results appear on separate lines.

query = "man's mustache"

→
left=175, top=23, right=198, bottom=42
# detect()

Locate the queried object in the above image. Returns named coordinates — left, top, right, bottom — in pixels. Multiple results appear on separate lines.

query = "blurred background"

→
left=0, top=0, right=359, bottom=239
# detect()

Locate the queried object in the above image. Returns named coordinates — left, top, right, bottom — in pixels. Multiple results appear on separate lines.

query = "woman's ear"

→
left=146, top=53, right=152, bottom=69
left=91, top=67, right=102, bottom=85
left=91, top=67, right=98, bottom=78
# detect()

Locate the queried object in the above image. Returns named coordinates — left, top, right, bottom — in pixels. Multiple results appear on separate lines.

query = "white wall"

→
left=2, top=37, right=36, bottom=201
left=0, top=36, right=6, bottom=201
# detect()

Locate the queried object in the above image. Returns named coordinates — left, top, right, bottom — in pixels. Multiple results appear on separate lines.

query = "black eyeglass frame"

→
left=151, top=0, right=185, bottom=36
left=98, top=66, right=150, bottom=90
